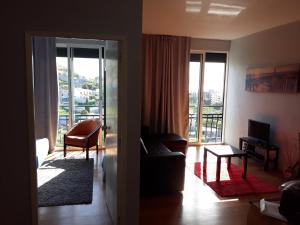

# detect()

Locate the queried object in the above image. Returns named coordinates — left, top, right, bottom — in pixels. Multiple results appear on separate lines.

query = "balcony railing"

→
left=189, top=113, right=223, bottom=143
left=202, top=113, right=223, bottom=143
left=58, top=114, right=100, bottom=127
left=189, top=113, right=199, bottom=141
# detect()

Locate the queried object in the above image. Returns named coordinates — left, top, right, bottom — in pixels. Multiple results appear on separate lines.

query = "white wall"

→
left=225, top=20, right=300, bottom=170
left=0, top=1, right=142, bottom=225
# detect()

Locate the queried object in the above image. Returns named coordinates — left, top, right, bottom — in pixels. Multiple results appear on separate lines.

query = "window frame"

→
left=55, top=39, right=105, bottom=145
left=188, top=50, right=229, bottom=145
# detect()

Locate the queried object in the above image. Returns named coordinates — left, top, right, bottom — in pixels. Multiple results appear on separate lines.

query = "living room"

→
left=1, top=1, right=300, bottom=225
left=140, top=1, right=300, bottom=224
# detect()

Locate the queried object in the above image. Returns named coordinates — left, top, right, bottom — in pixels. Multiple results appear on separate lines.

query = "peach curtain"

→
left=142, top=34, right=190, bottom=138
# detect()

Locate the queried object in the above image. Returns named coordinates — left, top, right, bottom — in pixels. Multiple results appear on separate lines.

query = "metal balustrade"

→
left=189, top=113, right=223, bottom=143
left=58, top=113, right=223, bottom=145
left=58, top=114, right=100, bottom=125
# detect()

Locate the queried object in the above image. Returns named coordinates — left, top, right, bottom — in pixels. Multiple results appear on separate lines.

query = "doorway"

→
left=29, top=35, right=120, bottom=225
left=188, top=52, right=227, bottom=145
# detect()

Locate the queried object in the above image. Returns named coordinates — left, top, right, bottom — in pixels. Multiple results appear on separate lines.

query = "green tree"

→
left=82, top=77, right=98, bottom=90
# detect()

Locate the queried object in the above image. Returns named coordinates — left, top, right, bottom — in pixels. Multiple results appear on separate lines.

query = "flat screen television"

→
left=248, top=119, right=270, bottom=142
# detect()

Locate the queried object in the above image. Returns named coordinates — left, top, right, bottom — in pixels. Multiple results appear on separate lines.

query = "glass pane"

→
left=202, top=62, right=225, bottom=143
left=56, top=57, right=69, bottom=146
left=73, top=57, right=100, bottom=124
left=189, top=60, right=201, bottom=142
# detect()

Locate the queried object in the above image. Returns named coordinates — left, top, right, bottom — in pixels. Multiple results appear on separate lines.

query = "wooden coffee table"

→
left=203, top=145, right=248, bottom=182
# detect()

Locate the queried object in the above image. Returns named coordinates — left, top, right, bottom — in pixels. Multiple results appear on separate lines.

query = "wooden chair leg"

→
left=64, top=144, right=67, bottom=157
left=86, top=147, right=89, bottom=160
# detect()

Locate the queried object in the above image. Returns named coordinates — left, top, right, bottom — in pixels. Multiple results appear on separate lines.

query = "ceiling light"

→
left=186, top=0, right=202, bottom=5
left=208, top=2, right=246, bottom=16
left=208, top=8, right=241, bottom=16
left=210, top=3, right=246, bottom=10
left=186, top=0, right=202, bottom=13
left=186, top=6, right=202, bottom=13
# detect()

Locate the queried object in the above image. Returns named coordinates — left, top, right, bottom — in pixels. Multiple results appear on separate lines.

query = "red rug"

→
left=194, top=162, right=279, bottom=197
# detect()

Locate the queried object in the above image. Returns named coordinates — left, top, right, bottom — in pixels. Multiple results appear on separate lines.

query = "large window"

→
left=188, top=52, right=227, bottom=144
left=73, top=57, right=100, bottom=121
left=56, top=46, right=104, bottom=146
left=189, top=54, right=202, bottom=142
left=57, top=56, right=69, bottom=145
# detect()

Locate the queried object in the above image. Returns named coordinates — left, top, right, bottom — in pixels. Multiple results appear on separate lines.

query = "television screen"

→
left=248, top=120, right=270, bottom=142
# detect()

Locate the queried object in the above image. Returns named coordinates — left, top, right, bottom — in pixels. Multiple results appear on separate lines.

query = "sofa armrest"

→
left=140, top=152, right=186, bottom=194
left=143, top=151, right=185, bottom=161
left=159, top=133, right=188, bottom=155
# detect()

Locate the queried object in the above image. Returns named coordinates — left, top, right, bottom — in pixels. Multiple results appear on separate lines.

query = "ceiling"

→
left=143, top=0, right=300, bottom=40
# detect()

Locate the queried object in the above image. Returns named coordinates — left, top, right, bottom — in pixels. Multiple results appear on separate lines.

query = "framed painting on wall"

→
left=246, top=64, right=300, bottom=93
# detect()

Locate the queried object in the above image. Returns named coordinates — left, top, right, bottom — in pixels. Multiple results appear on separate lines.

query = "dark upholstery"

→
left=140, top=134, right=187, bottom=195
left=279, top=180, right=300, bottom=224
left=159, top=133, right=188, bottom=155
left=141, top=125, right=188, bottom=154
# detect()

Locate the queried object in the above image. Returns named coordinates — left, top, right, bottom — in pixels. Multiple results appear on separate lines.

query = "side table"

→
left=239, top=137, right=279, bottom=171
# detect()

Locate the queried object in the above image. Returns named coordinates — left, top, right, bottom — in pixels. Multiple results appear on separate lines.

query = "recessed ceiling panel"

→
left=143, top=0, right=300, bottom=40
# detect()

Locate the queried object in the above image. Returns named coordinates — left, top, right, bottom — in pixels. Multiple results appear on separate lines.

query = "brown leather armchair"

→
left=64, top=119, right=102, bottom=160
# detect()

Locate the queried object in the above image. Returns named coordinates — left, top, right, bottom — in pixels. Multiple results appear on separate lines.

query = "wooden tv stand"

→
left=239, top=137, right=279, bottom=171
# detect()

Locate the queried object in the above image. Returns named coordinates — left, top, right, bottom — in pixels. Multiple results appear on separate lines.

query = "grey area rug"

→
left=38, top=159, right=94, bottom=207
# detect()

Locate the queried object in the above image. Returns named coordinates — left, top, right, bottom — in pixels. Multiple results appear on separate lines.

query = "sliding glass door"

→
left=56, top=44, right=104, bottom=146
left=56, top=55, right=69, bottom=145
left=188, top=52, right=227, bottom=144
left=189, top=54, right=202, bottom=142
left=202, top=53, right=226, bottom=143
left=73, top=54, right=101, bottom=123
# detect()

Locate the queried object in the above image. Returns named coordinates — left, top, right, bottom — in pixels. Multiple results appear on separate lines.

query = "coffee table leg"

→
left=264, top=149, right=270, bottom=171
left=216, top=157, right=221, bottom=182
left=275, top=149, right=279, bottom=170
left=243, top=155, right=248, bottom=179
left=203, top=148, right=208, bottom=171
left=227, top=156, right=231, bottom=169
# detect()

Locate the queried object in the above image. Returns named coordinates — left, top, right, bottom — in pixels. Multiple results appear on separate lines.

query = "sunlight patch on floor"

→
left=37, top=163, right=65, bottom=188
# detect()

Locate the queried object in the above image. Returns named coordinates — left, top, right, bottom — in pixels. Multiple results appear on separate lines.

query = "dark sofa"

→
left=140, top=132, right=187, bottom=195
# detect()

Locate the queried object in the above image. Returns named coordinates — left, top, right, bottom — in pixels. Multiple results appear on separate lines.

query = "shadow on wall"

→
left=277, top=132, right=300, bottom=174
left=255, top=113, right=299, bottom=172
